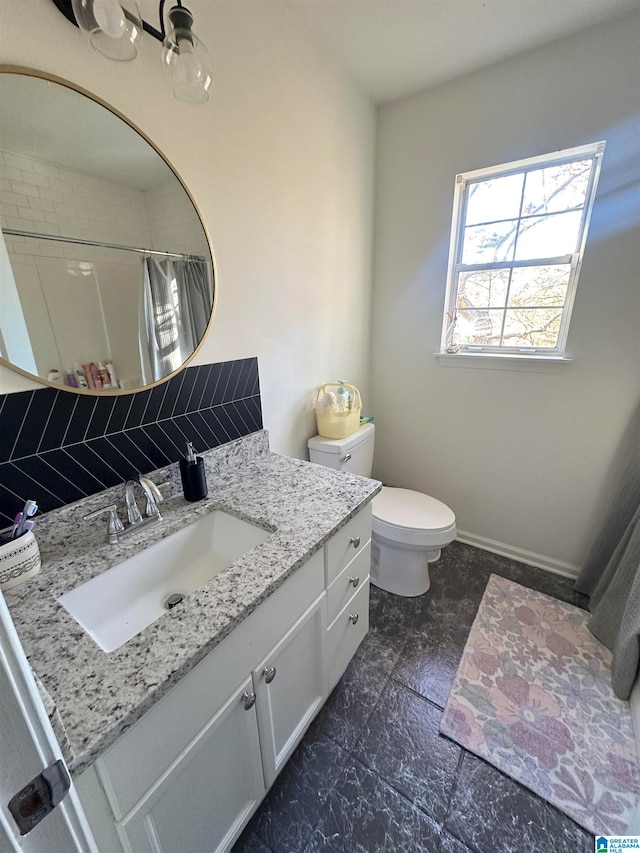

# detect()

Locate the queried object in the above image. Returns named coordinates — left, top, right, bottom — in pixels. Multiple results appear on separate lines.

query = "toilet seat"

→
left=372, top=487, right=456, bottom=548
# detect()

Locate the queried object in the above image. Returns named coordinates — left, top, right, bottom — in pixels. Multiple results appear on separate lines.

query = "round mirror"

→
left=0, top=67, right=216, bottom=394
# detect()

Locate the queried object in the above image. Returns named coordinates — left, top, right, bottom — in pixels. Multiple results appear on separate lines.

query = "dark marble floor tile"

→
left=445, top=752, right=594, bottom=853
left=429, top=543, right=493, bottom=604
left=235, top=542, right=595, bottom=853
left=244, top=732, right=349, bottom=853
left=305, top=756, right=443, bottom=853
left=232, top=828, right=272, bottom=853
left=352, top=680, right=460, bottom=825
left=391, top=616, right=470, bottom=708
left=435, top=541, right=588, bottom=612
left=438, top=832, right=473, bottom=853
left=309, top=656, right=389, bottom=751
left=368, top=583, right=428, bottom=637
left=352, top=622, right=406, bottom=674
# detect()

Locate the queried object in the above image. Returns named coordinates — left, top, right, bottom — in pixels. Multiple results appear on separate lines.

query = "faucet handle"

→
left=84, top=504, right=125, bottom=545
left=139, top=477, right=165, bottom=504
left=138, top=477, right=164, bottom=519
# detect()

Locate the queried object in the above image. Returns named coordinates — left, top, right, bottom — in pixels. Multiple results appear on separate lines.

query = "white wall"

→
left=0, top=0, right=375, bottom=459
left=371, top=12, right=640, bottom=574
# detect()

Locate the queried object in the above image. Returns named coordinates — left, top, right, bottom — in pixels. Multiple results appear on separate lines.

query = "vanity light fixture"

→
left=53, top=0, right=213, bottom=104
left=161, top=4, right=212, bottom=105
left=70, top=0, right=143, bottom=61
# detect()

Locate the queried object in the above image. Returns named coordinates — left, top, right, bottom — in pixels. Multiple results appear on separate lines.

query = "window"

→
left=441, top=142, right=605, bottom=359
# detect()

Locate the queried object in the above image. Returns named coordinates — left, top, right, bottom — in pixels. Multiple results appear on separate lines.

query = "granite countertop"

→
left=5, top=431, right=381, bottom=776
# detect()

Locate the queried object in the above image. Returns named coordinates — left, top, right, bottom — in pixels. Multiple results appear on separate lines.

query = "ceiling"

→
left=0, top=73, right=173, bottom=190
left=6, top=0, right=637, bottom=186
left=276, top=0, right=640, bottom=103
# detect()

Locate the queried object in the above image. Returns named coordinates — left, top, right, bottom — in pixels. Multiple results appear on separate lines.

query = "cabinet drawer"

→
left=326, top=579, right=369, bottom=692
left=96, top=550, right=323, bottom=819
left=325, top=504, right=372, bottom=586
left=326, top=543, right=370, bottom=626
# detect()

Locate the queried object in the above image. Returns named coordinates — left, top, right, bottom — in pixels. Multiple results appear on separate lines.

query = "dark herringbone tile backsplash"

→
left=0, top=358, right=262, bottom=527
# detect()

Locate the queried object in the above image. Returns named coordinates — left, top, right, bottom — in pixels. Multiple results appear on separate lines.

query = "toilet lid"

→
left=373, top=487, right=455, bottom=532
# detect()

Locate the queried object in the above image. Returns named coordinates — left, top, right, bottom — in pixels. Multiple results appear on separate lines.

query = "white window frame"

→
left=439, top=141, right=606, bottom=362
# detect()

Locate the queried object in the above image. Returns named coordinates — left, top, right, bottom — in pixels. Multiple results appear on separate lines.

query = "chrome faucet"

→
left=124, top=477, right=164, bottom=523
left=85, top=476, right=165, bottom=545
left=124, top=480, right=143, bottom=525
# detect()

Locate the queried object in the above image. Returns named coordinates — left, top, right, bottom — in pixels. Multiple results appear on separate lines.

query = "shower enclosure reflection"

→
left=0, top=68, right=215, bottom=393
left=1, top=228, right=212, bottom=390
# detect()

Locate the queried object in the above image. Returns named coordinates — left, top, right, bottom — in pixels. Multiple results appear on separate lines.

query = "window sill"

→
left=433, top=352, right=573, bottom=373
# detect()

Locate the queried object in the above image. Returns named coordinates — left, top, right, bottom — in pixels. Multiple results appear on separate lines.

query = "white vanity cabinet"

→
left=76, top=504, right=372, bottom=853
left=118, top=676, right=264, bottom=853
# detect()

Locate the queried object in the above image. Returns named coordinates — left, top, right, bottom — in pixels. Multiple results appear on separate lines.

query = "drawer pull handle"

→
left=348, top=613, right=359, bottom=625
left=242, top=691, right=256, bottom=710
left=341, top=453, right=352, bottom=463
left=350, top=537, right=361, bottom=548
left=263, top=666, right=277, bottom=684
left=349, top=576, right=360, bottom=588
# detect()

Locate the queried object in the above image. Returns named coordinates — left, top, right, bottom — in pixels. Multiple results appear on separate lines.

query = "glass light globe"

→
left=71, top=0, right=142, bottom=61
left=161, top=6, right=212, bottom=105
left=93, top=0, right=126, bottom=38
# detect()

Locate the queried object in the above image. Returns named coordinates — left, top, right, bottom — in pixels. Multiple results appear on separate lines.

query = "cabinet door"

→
left=252, top=594, right=326, bottom=788
left=118, top=677, right=264, bottom=853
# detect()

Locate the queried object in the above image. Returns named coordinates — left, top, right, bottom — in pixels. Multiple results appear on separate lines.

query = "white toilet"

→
left=308, top=423, right=456, bottom=597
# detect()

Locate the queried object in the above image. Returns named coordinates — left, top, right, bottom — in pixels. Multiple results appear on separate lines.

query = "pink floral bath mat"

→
left=440, top=574, right=640, bottom=835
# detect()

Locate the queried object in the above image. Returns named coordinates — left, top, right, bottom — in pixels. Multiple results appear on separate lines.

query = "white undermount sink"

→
left=58, top=511, right=271, bottom=653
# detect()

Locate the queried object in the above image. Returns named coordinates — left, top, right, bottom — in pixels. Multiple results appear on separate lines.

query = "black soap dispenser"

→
left=180, top=441, right=208, bottom=502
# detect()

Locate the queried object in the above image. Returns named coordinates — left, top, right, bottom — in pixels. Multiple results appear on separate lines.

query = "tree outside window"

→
left=441, top=142, right=605, bottom=357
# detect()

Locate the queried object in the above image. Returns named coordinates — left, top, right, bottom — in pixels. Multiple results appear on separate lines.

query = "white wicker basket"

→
left=0, top=531, right=41, bottom=591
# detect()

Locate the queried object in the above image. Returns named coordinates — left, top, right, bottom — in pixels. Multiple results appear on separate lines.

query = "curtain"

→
left=574, top=448, right=640, bottom=699
left=141, top=257, right=212, bottom=383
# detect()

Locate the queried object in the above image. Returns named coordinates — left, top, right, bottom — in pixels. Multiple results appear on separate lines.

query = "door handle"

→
left=263, top=666, right=277, bottom=684
left=242, top=691, right=256, bottom=710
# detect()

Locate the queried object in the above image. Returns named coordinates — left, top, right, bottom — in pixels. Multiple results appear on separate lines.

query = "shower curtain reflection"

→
left=141, top=256, right=212, bottom=384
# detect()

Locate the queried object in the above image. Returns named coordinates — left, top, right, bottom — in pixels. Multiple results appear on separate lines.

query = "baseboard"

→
left=456, top=530, right=580, bottom=580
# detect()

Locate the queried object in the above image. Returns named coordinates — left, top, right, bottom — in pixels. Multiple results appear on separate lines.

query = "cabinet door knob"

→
left=349, top=576, right=360, bottom=588
left=341, top=453, right=352, bottom=463
left=348, top=613, right=359, bottom=625
left=242, top=690, right=256, bottom=710
left=262, top=666, right=277, bottom=684
left=350, top=536, right=361, bottom=548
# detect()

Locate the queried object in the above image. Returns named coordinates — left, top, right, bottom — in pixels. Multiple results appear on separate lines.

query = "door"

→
left=0, top=591, right=97, bottom=852
left=118, top=676, right=265, bottom=853
left=252, top=594, right=326, bottom=788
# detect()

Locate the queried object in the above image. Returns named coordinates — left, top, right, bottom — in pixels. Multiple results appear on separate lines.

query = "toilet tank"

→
left=308, top=423, right=375, bottom=477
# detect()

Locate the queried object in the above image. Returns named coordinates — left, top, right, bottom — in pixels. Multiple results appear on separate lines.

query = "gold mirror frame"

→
left=0, top=65, right=217, bottom=396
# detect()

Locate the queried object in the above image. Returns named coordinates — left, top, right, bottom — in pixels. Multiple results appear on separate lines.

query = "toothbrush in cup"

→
left=14, top=500, right=38, bottom=538
left=11, top=513, right=22, bottom=539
